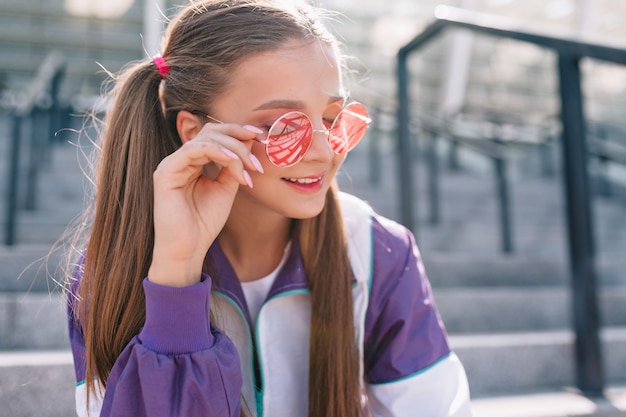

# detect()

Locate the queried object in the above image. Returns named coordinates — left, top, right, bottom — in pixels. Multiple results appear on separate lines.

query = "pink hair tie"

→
left=153, top=54, right=170, bottom=79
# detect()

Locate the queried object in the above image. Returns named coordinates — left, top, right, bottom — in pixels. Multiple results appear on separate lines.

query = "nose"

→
left=304, top=122, right=335, bottom=161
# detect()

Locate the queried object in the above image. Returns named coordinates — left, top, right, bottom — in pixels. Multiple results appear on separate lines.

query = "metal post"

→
left=593, top=128, right=612, bottom=198
left=50, top=66, right=66, bottom=145
left=397, top=53, right=415, bottom=231
left=25, top=108, right=44, bottom=211
left=557, top=52, right=604, bottom=396
left=494, top=157, right=513, bottom=253
left=5, top=113, right=22, bottom=246
left=540, top=139, right=555, bottom=178
left=427, top=133, right=440, bottom=225
left=448, top=140, right=460, bottom=171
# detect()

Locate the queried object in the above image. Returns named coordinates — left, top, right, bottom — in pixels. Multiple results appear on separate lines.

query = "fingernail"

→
left=221, top=148, right=239, bottom=160
left=243, top=125, right=264, bottom=135
left=243, top=170, right=254, bottom=188
left=249, top=154, right=265, bottom=173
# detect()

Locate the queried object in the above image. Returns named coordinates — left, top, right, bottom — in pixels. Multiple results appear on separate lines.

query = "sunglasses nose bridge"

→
left=311, top=127, right=331, bottom=135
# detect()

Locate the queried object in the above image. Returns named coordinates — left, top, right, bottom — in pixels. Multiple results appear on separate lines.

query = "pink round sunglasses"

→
left=199, top=102, right=371, bottom=167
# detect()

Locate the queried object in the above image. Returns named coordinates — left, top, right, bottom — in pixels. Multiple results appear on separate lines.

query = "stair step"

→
left=339, top=144, right=626, bottom=256
left=451, top=328, right=626, bottom=397
left=0, top=138, right=88, bottom=246
left=471, top=387, right=626, bottom=417
left=435, top=286, right=626, bottom=333
left=0, top=350, right=75, bottom=417
left=3, top=291, right=626, bottom=398
left=0, top=244, right=67, bottom=292
left=0, top=292, right=69, bottom=350
left=423, top=253, right=626, bottom=287
left=4, top=283, right=626, bottom=348
left=0, top=0, right=143, bottom=92
left=0, top=349, right=624, bottom=417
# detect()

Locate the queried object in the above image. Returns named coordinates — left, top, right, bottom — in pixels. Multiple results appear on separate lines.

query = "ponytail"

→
left=78, top=59, right=180, bottom=399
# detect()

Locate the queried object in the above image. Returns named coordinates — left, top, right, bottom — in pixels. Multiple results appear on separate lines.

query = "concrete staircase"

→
left=0, top=0, right=144, bottom=98
left=1, top=1, right=626, bottom=416
left=338, top=132, right=626, bottom=415
left=0, top=112, right=84, bottom=416
left=1, top=119, right=626, bottom=415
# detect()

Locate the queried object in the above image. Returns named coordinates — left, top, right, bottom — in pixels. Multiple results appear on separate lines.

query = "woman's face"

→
left=211, top=39, right=347, bottom=220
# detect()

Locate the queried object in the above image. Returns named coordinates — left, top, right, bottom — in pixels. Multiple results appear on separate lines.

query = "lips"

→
left=282, top=176, right=323, bottom=185
left=281, top=173, right=325, bottom=193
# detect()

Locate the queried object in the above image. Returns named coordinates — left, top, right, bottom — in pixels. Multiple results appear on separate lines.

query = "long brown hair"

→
left=71, top=1, right=360, bottom=416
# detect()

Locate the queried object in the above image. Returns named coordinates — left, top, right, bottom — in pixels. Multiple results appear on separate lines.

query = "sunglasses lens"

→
left=328, top=102, right=370, bottom=154
left=264, top=103, right=370, bottom=166
left=266, top=112, right=312, bottom=166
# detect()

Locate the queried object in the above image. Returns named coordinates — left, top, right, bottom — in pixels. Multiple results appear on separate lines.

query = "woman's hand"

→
left=148, top=122, right=264, bottom=287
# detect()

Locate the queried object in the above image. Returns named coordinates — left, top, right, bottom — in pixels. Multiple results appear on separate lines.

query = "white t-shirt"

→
left=241, top=242, right=291, bottom=324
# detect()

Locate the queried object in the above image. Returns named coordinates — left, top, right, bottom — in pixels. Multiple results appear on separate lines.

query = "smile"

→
left=283, top=176, right=323, bottom=185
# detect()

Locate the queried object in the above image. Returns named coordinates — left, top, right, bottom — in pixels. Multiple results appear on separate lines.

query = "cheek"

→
left=251, top=141, right=272, bottom=169
left=331, top=153, right=346, bottom=171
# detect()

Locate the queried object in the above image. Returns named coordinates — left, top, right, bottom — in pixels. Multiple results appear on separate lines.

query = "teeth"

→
left=285, top=177, right=321, bottom=184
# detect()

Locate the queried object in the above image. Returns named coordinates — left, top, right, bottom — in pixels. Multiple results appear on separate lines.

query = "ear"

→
left=176, top=110, right=203, bottom=144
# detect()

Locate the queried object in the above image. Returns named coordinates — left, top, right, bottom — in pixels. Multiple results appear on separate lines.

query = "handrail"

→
left=397, top=5, right=626, bottom=396
left=3, top=51, right=66, bottom=246
left=418, top=108, right=565, bottom=253
left=399, top=6, right=626, bottom=62
left=411, top=110, right=516, bottom=252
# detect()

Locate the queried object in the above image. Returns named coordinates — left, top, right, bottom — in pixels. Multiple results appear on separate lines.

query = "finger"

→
left=214, top=163, right=254, bottom=189
left=201, top=122, right=264, bottom=143
left=155, top=142, right=236, bottom=184
left=195, top=123, right=265, bottom=173
left=157, top=141, right=253, bottom=189
left=158, top=141, right=234, bottom=173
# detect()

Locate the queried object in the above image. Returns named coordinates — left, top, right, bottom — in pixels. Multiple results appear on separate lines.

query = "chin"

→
left=289, top=205, right=325, bottom=220
left=285, top=196, right=327, bottom=220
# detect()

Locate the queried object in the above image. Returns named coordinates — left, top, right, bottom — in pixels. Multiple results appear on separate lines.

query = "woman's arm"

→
left=68, top=273, right=242, bottom=417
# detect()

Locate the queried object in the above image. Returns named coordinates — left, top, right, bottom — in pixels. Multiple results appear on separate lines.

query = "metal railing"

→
left=3, top=51, right=67, bottom=246
left=412, top=109, right=559, bottom=254
left=397, top=5, right=626, bottom=396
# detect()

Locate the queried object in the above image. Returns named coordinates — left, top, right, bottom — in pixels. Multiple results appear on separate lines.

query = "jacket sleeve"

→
left=68, top=271, right=242, bottom=417
left=363, top=216, right=472, bottom=417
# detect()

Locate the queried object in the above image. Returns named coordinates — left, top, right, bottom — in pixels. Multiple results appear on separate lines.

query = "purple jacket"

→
left=68, top=193, right=471, bottom=417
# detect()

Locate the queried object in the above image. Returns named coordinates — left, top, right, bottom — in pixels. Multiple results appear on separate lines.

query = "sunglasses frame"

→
left=196, top=101, right=370, bottom=167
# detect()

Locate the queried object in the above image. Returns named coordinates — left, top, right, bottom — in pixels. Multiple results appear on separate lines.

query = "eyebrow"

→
left=252, top=95, right=345, bottom=111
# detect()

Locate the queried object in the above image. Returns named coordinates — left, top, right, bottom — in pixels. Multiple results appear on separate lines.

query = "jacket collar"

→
left=205, top=229, right=309, bottom=325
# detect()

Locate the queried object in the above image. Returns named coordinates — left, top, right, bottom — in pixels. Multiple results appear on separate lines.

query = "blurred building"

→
left=323, top=0, right=626, bottom=125
left=1, top=0, right=625, bottom=125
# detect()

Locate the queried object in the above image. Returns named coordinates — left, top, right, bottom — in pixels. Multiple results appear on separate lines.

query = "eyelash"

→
left=261, top=116, right=337, bottom=129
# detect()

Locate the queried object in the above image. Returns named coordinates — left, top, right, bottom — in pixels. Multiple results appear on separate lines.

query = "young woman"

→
left=66, top=1, right=472, bottom=416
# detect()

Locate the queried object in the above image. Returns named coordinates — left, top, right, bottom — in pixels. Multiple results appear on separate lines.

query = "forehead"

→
left=217, top=40, right=343, bottom=111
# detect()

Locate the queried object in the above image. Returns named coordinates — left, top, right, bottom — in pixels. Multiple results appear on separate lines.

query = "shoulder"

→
left=338, top=191, right=419, bottom=268
left=338, top=192, right=423, bottom=288
left=338, top=191, right=374, bottom=229
left=338, top=191, right=413, bottom=250
left=372, top=213, right=416, bottom=260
